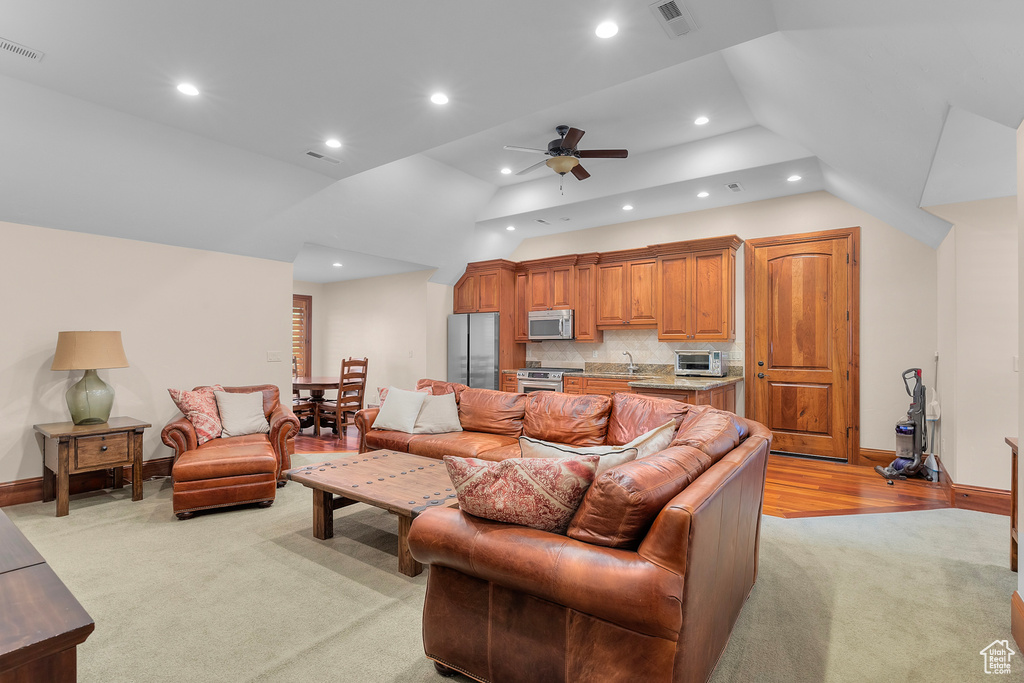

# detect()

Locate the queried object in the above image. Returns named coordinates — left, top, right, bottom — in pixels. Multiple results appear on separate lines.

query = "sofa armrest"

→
left=161, top=417, right=198, bottom=460
left=408, top=508, right=683, bottom=640
left=355, top=408, right=379, bottom=453
left=268, top=404, right=300, bottom=478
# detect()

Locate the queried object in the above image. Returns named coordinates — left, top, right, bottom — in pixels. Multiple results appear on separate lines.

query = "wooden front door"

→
left=745, top=228, right=859, bottom=461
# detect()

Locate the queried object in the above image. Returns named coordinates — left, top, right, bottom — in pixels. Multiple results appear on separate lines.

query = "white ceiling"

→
left=0, top=0, right=1020, bottom=284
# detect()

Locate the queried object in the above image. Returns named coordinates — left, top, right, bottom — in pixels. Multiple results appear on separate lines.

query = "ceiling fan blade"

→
left=516, top=159, right=550, bottom=176
left=571, top=164, right=590, bottom=181
left=561, top=127, right=585, bottom=149
left=504, top=145, right=549, bottom=154
left=578, top=149, right=629, bottom=159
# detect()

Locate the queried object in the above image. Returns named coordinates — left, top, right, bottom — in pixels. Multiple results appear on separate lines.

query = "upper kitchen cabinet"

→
left=453, top=260, right=513, bottom=313
left=514, top=269, right=529, bottom=342
left=596, top=250, right=657, bottom=328
left=523, top=256, right=575, bottom=311
left=573, top=254, right=602, bottom=343
left=654, top=236, right=741, bottom=342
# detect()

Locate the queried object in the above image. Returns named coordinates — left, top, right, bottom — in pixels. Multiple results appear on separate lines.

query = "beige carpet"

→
left=5, top=453, right=1021, bottom=682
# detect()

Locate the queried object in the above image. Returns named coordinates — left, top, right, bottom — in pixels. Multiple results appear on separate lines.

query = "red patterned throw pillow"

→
left=443, top=454, right=599, bottom=534
left=168, top=385, right=224, bottom=444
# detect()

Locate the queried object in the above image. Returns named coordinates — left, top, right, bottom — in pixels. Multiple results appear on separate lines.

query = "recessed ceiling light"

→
left=697, top=191, right=709, bottom=198
left=506, top=225, right=515, bottom=231
left=622, top=204, right=634, bottom=211
left=332, top=262, right=343, bottom=267
left=500, top=167, right=512, bottom=175
left=430, top=92, right=449, bottom=105
left=595, top=21, right=619, bottom=38
left=694, top=116, right=709, bottom=125
left=176, top=83, right=199, bottom=97
left=325, top=138, right=341, bottom=149
left=787, top=175, right=802, bottom=182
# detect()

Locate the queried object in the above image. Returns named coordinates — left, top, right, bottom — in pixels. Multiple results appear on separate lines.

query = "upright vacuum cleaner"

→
left=875, top=368, right=931, bottom=484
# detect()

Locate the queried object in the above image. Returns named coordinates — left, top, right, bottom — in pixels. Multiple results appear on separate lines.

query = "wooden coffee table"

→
left=285, top=450, right=457, bottom=576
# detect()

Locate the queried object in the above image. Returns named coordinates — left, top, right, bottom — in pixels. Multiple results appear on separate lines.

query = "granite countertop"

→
left=626, top=375, right=744, bottom=391
left=504, top=363, right=744, bottom=391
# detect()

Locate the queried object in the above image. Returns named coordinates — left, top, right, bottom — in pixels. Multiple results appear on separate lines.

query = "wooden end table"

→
left=285, top=450, right=457, bottom=576
left=33, top=417, right=151, bottom=517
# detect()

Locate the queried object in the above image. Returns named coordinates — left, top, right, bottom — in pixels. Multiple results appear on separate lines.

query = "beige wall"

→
left=511, top=190, right=938, bottom=453
left=0, top=220, right=293, bottom=484
left=300, top=270, right=451, bottom=404
left=928, top=198, right=1018, bottom=489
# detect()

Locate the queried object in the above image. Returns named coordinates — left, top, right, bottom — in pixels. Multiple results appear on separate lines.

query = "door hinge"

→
left=846, top=370, right=849, bottom=380
left=846, top=427, right=850, bottom=438
left=846, top=253, right=849, bottom=263
left=846, top=310, right=849, bottom=321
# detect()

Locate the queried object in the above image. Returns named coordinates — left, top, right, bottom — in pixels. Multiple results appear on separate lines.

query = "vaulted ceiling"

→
left=0, top=1, right=1019, bottom=284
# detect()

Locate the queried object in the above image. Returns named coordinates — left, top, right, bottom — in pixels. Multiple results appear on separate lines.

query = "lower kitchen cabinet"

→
left=633, top=383, right=737, bottom=413
left=501, top=373, right=519, bottom=393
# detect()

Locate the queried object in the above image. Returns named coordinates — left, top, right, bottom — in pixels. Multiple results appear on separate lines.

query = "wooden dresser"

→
left=0, top=509, right=94, bottom=682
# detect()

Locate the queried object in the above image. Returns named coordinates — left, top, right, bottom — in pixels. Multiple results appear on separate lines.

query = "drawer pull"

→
left=101, top=445, right=108, bottom=452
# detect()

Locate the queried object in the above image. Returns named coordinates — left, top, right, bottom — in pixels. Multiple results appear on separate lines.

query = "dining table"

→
left=292, top=376, right=340, bottom=437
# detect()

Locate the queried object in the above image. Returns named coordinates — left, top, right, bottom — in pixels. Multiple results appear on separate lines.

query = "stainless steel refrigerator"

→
left=447, top=312, right=500, bottom=390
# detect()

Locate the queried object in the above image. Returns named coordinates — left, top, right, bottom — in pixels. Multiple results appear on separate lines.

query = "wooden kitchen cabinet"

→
left=525, top=257, right=575, bottom=311
left=573, top=257, right=602, bottom=342
left=501, top=373, right=519, bottom=393
left=514, top=270, right=529, bottom=342
left=655, top=237, right=740, bottom=342
left=633, top=383, right=737, bottom=412
left=582, top=377, right=634, bottom=396
left=563, top=375, right=584, bottom=395
left=453, top=268, right=501, bottom=313
left=596, top=257, right=657, bottom=328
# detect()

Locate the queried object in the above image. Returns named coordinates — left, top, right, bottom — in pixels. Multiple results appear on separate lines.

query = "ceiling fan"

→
left=504, top=125, right=628, bottom=183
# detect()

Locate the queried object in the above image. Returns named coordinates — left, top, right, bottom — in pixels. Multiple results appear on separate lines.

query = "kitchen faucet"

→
left=623, top=351, right=639, bottom=374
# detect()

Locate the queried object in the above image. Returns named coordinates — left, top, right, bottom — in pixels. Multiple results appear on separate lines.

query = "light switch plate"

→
left=267, top=351, right=282, bottom=362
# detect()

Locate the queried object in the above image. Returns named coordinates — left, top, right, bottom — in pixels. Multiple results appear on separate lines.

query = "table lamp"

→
left=50, top=331, right=129, bottom=425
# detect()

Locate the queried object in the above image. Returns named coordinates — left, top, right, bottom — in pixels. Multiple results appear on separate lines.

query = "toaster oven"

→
left=674, top=349, right=725, bottom=377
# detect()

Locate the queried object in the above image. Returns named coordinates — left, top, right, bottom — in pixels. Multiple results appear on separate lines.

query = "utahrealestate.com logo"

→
left=981, top=640, right=1015, bottom=674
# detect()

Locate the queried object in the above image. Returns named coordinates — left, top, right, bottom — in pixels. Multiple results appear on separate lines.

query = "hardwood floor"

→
left=294, top=430, right=951, bottom=518
left=763, top=453, right=949, bottom=518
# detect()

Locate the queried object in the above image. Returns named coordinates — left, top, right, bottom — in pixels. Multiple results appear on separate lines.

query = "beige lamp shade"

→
left=50, top=331, right=129, bottom=371
left=546, top=156, right=579, bottom=175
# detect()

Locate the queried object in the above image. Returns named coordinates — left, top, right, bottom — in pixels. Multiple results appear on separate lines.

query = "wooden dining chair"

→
left=319, top=357, right=368, bottom=437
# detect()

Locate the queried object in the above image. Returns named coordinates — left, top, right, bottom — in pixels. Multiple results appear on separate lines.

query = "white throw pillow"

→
left=518, top=436, right=639, bottom=475
left=413, top=393, right=463, bottom=434
left=372, top=387, right=428, bottom=433
left=214, top=391, right=270, bottom=438
left=624, top=419, right=678, bottom=459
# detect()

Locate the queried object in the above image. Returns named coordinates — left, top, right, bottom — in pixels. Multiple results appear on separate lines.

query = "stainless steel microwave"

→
left=675, top=349, right=725, bottom=377
left=528, top=309, right=574, bottom=340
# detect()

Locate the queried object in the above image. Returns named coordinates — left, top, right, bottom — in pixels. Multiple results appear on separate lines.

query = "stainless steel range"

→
left=516, top=367, right=584, bottom=393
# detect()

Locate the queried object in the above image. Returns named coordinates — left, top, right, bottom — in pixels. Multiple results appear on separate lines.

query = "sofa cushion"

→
left=413, top=393, right=463, bottom=434
left=523, top=392, right=612, bottom=446
left=416, top=378, right=469, bottom=401
left=606, top=393, right=689, bottom=446
left=670, top=408, right=748, bottom=458
left=168, top=385, right=224, bottom=444
left=625, top=420, right=678, bottom=459
left=364, top=429, right=417, bottom=453
left=457, top=388, right=527, bottom=437
left=378, top=386, right=429, bottom=407
left=519, top=436, right=638, bottom=475
left=172, top=441, right=277, bottom=483
left=408, top=432, right=517, bottom=460
left=444, top=454, right=599, bottom=533
left=214, top=390, right=270, bottom=438
left=372, top=387, right=428, bottom=433
left=566, top=444, right=716, bottom=549
left=477, top=442, right=523, bottom=462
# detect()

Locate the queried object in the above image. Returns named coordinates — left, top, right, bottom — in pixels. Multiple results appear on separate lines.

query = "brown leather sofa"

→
left=161, top=385, right=299, bottom=519
left=362, top=379, right=771, bottom=683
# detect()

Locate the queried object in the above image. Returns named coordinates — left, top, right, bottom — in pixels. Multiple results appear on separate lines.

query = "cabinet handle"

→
left=101, top=445, right=108, bottom=451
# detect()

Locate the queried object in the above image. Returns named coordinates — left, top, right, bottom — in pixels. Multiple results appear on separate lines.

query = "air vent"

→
left=0, top=37, right=44, bottom=62
left=649, top=0, right=698, bottom=39
left=305, top=150, right=341, bottom=164
left=534, top=218, right=551, bottom=225
left=724, top=182, right=744, bottom=193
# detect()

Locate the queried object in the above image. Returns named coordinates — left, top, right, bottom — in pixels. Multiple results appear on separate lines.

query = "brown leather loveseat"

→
left=161, top=385, right=299, bottom=519
left=357, top=379, right=772, bottom=682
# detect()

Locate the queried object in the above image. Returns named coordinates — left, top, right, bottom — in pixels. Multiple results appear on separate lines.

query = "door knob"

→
left=757, top=373, right=765, bottom=379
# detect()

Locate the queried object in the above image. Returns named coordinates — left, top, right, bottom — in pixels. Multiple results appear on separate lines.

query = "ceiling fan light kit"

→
left=546, top=156, right=579, bottom=175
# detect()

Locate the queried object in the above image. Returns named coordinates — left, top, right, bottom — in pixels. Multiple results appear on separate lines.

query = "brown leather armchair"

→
left=161, top=385, right=299, bottom=519
left=408, top=415, right=772, bottom=683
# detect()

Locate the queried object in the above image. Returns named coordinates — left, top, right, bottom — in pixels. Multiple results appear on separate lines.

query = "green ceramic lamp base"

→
left=66, top=369, right=114, bottom=425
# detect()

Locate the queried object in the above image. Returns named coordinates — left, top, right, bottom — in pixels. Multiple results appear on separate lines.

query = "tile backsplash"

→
left=526, top=329, right=743, bottom=368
